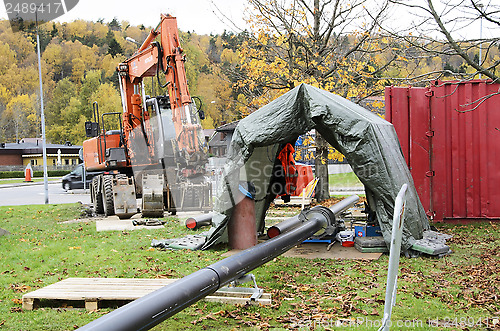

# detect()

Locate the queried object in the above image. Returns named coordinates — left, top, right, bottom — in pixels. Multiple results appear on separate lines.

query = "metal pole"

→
left=36, top=12, right=49, bottom=204
left=379, top=184, right=408, bottom=331
left=83, top=164, right=86, bottom=192
left=328, top=194, right=360, bottom=215
left=78, top=204, right=340, bottom=331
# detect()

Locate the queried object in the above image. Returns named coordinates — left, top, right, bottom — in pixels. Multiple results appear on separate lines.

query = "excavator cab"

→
left=145, top=95, right=176, bottom=163
left=144, top=95, right=208, bottom=171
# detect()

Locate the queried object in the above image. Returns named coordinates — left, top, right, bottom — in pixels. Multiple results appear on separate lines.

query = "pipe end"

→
left=186, top=218, right=197, bottom=229
left=267, top=227, right=281, bottom=239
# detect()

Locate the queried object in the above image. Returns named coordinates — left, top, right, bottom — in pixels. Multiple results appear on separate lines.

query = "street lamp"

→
left=125, top=37, right=140, bottom=45
left=35, top=9, right=49, bottom=204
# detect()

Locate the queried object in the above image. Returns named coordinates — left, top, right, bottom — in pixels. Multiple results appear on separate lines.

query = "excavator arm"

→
left=117, top=14, right=204, bottom=167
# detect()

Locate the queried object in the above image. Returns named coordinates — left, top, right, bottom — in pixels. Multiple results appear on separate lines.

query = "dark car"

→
left=62, top=164, right=103, bottom=191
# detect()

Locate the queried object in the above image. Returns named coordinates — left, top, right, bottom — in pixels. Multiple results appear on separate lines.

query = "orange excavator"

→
left=82, top=14, right=211, bottom=218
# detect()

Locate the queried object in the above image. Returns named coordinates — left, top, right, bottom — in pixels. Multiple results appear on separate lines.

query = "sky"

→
left=0, top=0, right=248, bottom=35
left=0, top=0, right=496, bottom=39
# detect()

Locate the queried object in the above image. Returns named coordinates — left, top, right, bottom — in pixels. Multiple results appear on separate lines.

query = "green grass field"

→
left=0, top=204, right=498, bottom=330
left=329, top=172, right=363, bottom=188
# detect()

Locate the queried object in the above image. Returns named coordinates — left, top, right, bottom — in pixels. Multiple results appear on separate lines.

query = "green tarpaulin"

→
left=202, top=84, right=429, bottom=251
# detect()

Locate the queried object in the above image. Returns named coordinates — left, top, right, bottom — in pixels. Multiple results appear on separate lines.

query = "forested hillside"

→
left=0, top=18, right=242, bottom=145
left=0, top=13, right=497, bottom=146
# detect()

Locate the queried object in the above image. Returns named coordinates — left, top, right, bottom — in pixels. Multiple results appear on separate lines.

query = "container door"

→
left=385, top=86, right=433, bottom=216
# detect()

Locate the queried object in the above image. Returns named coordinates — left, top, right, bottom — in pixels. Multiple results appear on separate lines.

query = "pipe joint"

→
left=299, top=206, right=337, bottom=239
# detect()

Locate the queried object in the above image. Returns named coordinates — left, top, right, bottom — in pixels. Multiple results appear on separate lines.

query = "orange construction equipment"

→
left=82, top=14, right=210, bottom=218
left=277, top=143, right=298, bottom=196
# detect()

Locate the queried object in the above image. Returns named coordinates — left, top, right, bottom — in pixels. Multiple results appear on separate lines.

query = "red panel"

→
left=430, top=83, right=450, bottom=220
left=386, top=80, right=500, bottom=222
left=385, top=86, right=432, bottom=215
left=448, top=83, right=466, bottom=218
left=385, top=87, right=410, bottom=162
left=408, top=88, right=431, bottom=213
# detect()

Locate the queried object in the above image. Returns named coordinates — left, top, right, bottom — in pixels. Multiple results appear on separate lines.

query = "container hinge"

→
left=426, top=171, right=435, bottom=177
left=425, top=90, right=434, bottom=97
left=426, top=131, right=435, bottom=137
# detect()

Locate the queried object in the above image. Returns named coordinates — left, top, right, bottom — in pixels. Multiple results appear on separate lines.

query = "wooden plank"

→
left=85, top=300, right=98, bottom=311
left=22, top=278, right=271, bottom=310
left=22, top=298, right=34, bottom=311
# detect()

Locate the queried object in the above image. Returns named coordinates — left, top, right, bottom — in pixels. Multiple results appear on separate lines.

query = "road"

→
left=0, top=181, right=91, bottom=206
left=0, top=179, right=364, bottom=207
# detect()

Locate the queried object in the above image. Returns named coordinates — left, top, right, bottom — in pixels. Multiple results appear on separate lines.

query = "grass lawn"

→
left=329, top=172, right=363, bottom=188
left=0, top=204, right=498, bottom=330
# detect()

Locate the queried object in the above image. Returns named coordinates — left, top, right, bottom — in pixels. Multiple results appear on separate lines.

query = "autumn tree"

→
left=79, top=70, right=103, bottom=118
left=234, top=0, right=391, bottom=201
left=1, top=94, right=39, bottom=142
left=0, top=17, right=242, bottom=146
left=380, top=0, right=500, bottom=84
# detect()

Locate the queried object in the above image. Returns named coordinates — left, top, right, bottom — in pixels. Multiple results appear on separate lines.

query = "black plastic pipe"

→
left=267, top=195, right=359, bottom=238
left=329, top=194, right=360, bottom=215
left=77, top=208, right=332, bottom=331
left=185, top=213, right=213, bottom=230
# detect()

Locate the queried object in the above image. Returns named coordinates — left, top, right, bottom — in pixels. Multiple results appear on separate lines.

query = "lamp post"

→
left=35, top=10, right=49, bottom=204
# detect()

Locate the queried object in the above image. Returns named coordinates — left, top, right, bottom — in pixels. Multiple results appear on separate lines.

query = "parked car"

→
left=62, top=164, right=103, bottom=191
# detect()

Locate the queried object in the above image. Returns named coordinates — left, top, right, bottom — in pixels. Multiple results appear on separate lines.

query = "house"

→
left=203, top=129, right=215, bottom=143
left=208, top=121, right=239, bottom=157
left=0, top=138, right=82, bottom=171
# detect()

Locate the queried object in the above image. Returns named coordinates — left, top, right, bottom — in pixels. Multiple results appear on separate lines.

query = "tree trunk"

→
left=314, top=131, right=329, bottom=202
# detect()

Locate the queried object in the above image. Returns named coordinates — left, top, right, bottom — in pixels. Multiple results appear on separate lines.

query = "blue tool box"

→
left=354, top=225, right=381, bottom=237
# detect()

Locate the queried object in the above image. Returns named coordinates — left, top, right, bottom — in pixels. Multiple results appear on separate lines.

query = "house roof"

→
left=215, top=121, right=239, bottom=132
left=0, top=138, right=82, bottom=155
left=203, top=129, right=216, bottom=141
left=209, top=132, right=231, bottom=148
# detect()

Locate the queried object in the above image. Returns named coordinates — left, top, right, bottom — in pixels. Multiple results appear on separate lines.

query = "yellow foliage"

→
left=221, top=48, right=238, bottom=64
left=2, top=94, right=39, bottom=140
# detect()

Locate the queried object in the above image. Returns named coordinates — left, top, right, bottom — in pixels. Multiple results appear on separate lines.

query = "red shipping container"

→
left=385, top=80, right=500, bottom=222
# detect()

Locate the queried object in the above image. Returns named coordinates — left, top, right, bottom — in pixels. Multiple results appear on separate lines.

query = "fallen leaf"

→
left=12, top=298, right=22, bottom=305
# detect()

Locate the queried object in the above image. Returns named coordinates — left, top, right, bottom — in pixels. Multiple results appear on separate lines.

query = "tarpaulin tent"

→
left=202, top=84, right=429, bottom=251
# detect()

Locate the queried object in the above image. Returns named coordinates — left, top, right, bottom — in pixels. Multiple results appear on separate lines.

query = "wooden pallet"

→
left=22, top=277, right=271, bottom=311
